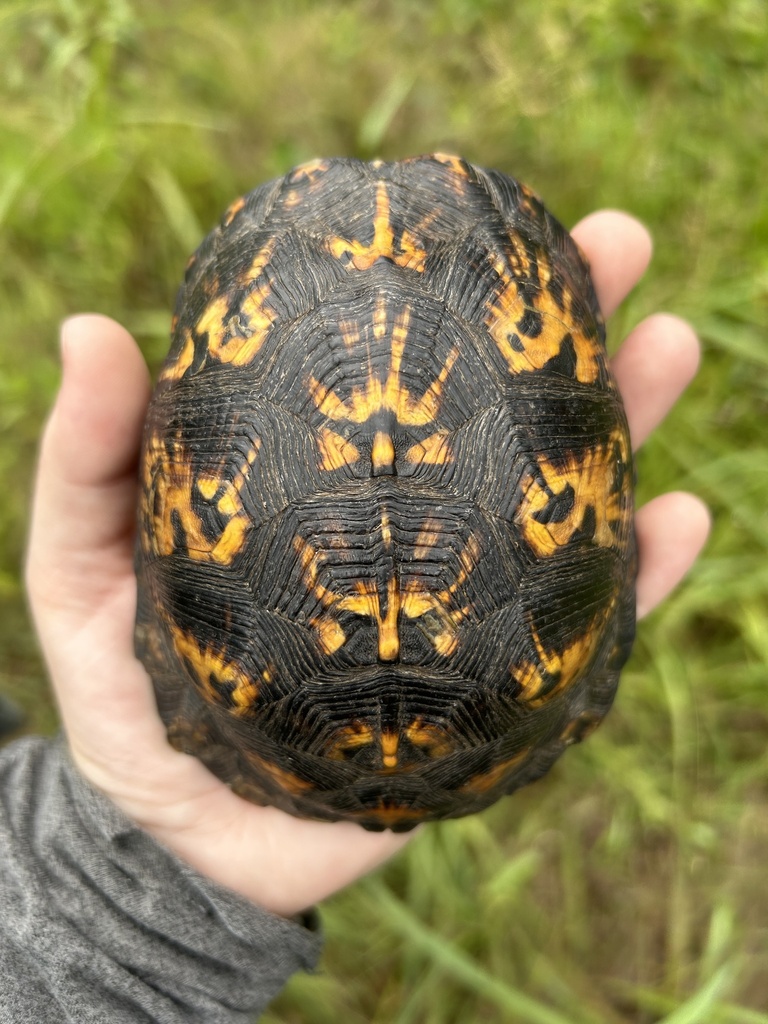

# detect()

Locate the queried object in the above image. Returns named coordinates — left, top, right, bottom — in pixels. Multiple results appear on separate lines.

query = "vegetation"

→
left=1, top=1, right=766, bottom=1020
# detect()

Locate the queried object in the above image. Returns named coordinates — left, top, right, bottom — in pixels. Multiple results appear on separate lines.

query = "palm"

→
left=26, top=211, right=708, bottom=917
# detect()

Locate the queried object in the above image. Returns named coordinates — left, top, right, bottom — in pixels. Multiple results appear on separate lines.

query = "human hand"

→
left=25, top=211, right=709, bottom=918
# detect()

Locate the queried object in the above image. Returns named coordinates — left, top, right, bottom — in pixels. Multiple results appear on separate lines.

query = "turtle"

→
left=135, top=153, right=636, bottom=832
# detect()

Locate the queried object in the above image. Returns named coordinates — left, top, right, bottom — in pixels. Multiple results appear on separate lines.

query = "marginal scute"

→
left=136, top=154, right=636, bottom=830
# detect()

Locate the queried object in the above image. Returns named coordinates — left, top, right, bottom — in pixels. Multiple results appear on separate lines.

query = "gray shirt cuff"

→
left=0, top=735, right=322, bottom=1023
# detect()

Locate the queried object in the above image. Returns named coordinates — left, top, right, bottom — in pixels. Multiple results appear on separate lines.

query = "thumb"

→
left=26, top=315, right=151, bottom=622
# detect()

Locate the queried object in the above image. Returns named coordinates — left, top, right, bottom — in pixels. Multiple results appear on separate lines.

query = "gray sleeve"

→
left=0, top=736, right=322, bottom=1023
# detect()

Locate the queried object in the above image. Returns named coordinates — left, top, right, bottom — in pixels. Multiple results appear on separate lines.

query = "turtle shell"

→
left=135, top=154, right=636, bottom=832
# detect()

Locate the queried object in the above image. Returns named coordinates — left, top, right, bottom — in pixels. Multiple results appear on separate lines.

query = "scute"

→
left=135, top=154, right=636, bottom=831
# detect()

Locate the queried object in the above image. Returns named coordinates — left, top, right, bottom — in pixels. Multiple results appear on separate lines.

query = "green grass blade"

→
left=716, top=1008, right=768, bottom=1024
left=145, top=162, right=204, bottom=254
left=357, top=73, right=414, bottom=153
left=656, top=963, right=738, bottom=1024
left=368, top=881, right=590, bottom=1024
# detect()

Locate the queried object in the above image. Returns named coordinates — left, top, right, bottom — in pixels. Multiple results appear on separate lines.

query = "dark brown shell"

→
left=135, top=154, right=636, bottom=831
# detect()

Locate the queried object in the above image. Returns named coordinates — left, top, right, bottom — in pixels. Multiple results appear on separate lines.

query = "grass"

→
left=1, top=0, right=767, bottom=1020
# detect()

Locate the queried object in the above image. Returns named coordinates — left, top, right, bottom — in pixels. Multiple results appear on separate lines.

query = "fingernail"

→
left=59, top=316, right=81, bottom=366
left=60, top=314, right=98, bottom=370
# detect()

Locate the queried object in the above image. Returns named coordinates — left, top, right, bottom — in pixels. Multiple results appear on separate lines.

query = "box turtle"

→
left=135, top=154, right=636, bottom=831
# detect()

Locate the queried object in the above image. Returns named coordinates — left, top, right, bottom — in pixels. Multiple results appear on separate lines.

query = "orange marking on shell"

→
left=381, top=510, right=392, bottom=548
left=309, top=303, right=458, bottom=428
left=198, top=239, right=277, bottom=368
left=516, top=429, right=631, bottom=558
left=141, top=434, right=259, bottom=565
left=222, top=195, right=246, bottom=227
left=348, top=804, right=429, bottom=827
left=293, top=536, right=348, bottom=654
left=396, top=208, right=439, bottom=272
left=399, top=591, right=461, bottom=652
left=158, top=330, right=196, bottom=383
left=560, top=711, right=602, bottom=745
left=405, top=429, right=452, bottom=467
left=338, top=318, right=361, bottom=348
left=511, top=633, right=598, bottom=706
left=315, top=618, right=347, bottom=655
left=168, top=624, right=258, bottom=713
left=326, top=722, right=375, bottom=760
left=242, top=237, right=277, bottom=283
left=458, top=749, right=530, bottom=795
left=405, top=720, right=455, bottom=758
left=400, top=533, right=480, bottom=655
left=431, top=153, right=472, bottom=193
left=504, top=231, right=536, bottom=279
left=485, top=248, right=603, bottom=384
left=293, top=530, right=479, bottom=661
left=511, top=599, right=614, bottom=707
left=337, top=577, right=401, bottom=662
left=326, top=182, right=429, bottom=272
left=316, top=426, right=360, bottom=471
left=433, top=631, right=459, bottom=657
left=242, top=750, right=314, bottom=795
left=457, top=534, right=481, bottom=580
left=413, top=519, right=442, bottom=559
left=381, top=731, right=399, bottom=769
left=288, top=157, right=331, bottom=185
left=371, top=431, right=396, bottom=474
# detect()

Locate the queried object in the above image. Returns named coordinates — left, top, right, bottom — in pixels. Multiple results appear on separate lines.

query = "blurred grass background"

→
left=1, top=0, right=767, bottom=1020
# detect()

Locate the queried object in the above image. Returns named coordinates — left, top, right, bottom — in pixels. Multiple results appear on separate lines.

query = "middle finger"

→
left=610, top=312, right=700, bottom=450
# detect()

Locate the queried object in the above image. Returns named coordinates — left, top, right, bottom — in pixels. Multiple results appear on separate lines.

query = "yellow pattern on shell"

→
left=158, top=330, right=195, bottom=383
left=400, top=534, right=481, bottom=657
left=380, top=510, right=392, bottom=549
left=327, top=182, right=429, bottom=272
left=293, top=529, right=481, bottom=661
left=201, top=238, right=278, bottom=367
left=458, top=748, right=530, bottom=795
left=338, top=318, right=361, bottom=348
left=405, top=720, right=455, bottom=758
left=413, top=519, right=442, bottom=560
left=326, top=722, right=376, bottom=761
left=289, top=157, right=331, bottom=185
left=511, top=608, right=611, bottom=708
left=381, top=731, right=399, bottom=769
left=242, top=749, right=315, bottom=795
left=309, top=301, right=459, bottom=428
left=516, top=429, right=630, bottom=558
left=405, top=429, right=452, bottom=466
left=485, top=248, right=603, bottom=384
left=222, top=195, right=246, bottom=228
left=431, top=153, right=472, bottom=195
left=141, top=434, right=258, bottom=565
left=168, top=624, right=259, bottom=713
left=371, top=431, right=396, bottom=474
left=336, top=577, right=402, bottom=662
left=326, top=718, right=455, bottom=770
left=316, top=426, right=360, bottom=471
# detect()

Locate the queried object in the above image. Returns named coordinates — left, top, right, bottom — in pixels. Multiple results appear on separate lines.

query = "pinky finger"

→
left=635, top=492, right=711, bottom=620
